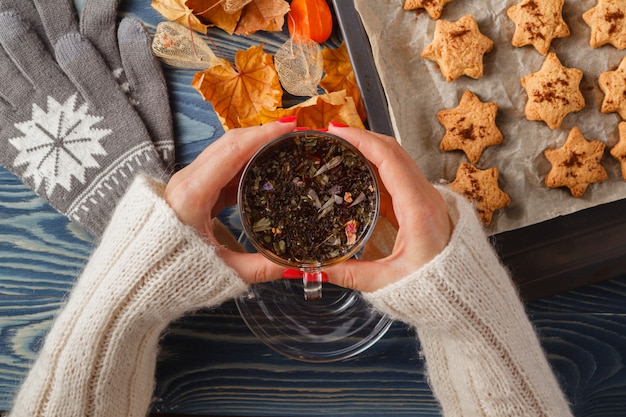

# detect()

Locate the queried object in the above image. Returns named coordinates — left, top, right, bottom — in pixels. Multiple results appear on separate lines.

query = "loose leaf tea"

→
left=239, top=132, right=379, bottom=266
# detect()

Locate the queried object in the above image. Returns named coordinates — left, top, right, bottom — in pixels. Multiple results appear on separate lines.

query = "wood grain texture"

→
left=0, top=1, right=625, bottom=416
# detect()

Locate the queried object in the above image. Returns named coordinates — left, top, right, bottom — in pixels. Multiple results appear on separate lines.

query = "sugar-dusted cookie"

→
left=437, top=90, right=503, bottom=163
left=403, top=0, right=455, bottom=19
left=507, top=0, right=570, bottom=55
left=582, top=0, right=626, bottom=49
left=421, top=14, right=494, bottom=82
left=449, top=162, right=511, bottom=225
left=521, top=52, right=585, bottom=129
left=544, top=127, right=608, bottom=197
left=610, top=122, right=626, bottom=179
left=599, top=55, right=626, bottom=119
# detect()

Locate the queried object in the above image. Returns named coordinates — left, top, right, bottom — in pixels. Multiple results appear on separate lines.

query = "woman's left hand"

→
left=163, top=120, right=297, bottom=284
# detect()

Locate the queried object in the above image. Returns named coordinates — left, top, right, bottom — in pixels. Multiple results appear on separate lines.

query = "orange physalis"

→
left=287, top=0, right=333, bottom=44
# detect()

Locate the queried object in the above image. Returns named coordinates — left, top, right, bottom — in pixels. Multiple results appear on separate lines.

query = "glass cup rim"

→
left=237, top=129, right=380, bottom=270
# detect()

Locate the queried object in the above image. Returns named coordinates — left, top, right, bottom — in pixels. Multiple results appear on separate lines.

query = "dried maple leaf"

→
left=185, top=0, right=288, bottom=35
left=192, top=44, right=283, bottom=130
left=187, top=0, right=241, bottom=35
left=235, top=0, right=290, bottom=36
left=297, top=91, right=364, bottom=128
left=240, top=108, right=294, bottom=127
left=320, top=42, right=366, bottom=122
left=241, top=90, right=365, bottom=129
left=151, top=0, right=209, bottom=33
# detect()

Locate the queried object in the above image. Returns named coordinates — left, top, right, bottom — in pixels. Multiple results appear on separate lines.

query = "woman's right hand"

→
left=325, top=125, right=453, bottom=293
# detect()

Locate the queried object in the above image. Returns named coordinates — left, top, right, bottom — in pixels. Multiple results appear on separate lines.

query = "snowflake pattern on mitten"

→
left=10, top=94, right=110, bottom=197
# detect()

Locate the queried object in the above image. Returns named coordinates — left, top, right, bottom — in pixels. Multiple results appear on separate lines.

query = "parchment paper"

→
left=354, top=0, right=626, bottom=235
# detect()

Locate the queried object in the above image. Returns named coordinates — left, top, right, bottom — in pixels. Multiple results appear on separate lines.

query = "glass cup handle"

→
left=283, top=268, right=328, bottom=300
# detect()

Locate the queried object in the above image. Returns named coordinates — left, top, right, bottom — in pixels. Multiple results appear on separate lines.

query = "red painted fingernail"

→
left=316, top=128, right=329, bottom=132
left=282, top=269, right=329, bottom=282
left=282, top=269, right=303, bottom=279
left=293, top=126, right=312, bottom=131
left=329, top=121, right=348, bottom=128
left=277, top=115, right=298, bottom=123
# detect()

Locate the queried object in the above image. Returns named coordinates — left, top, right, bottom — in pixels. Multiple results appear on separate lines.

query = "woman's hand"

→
left=325, top=125, right=453, bottom=293
left=163, top=120, right=297, bottom=284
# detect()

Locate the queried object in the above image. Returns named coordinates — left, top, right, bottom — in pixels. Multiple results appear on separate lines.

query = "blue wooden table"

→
left=0, top=1, right=625, bottom=416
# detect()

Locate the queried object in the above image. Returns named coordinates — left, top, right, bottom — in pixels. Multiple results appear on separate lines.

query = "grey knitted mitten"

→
left=2, top=0, right=176, bottom=168
left=0, top=11, right=167, bottom=237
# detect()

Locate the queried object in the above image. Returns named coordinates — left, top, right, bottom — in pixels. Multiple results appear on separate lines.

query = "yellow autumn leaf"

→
left=187, top=0, right=241, bottom=35
left=297, top=91, right=365, bottom=129
left=151, top=0, right=208, bottom=33
left=241, top=90, right=364, bottom=129
left=192, top=45, right=283, bottom=130
left=240, top=108, right=293, bottom=127
left=235, top=0, right=290, bottom=36
left=320, top=42, right=366, bottom=122
left=178, top=0, right=289, bottom=36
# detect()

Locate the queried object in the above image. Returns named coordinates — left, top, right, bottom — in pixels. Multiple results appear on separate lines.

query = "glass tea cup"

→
left=237, top=130, right=380, bottom=299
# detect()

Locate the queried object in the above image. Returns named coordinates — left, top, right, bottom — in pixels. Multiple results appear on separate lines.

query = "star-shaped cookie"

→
left=610, top=122, right=626, bottom=179
left=521, top=52, right=585, bottom=129
left=449, top=162, right=511, bottom=226
left=582, top=0, right=626, bottom=49
left=599, top=55, right=626, bottom=119
left=507, top=0, right=570, bottom=55
left=437, top=91, right=503, bottom=163
left=544, top=127, right=608, bottom=197
left=403, top=0, right=455, bottom=19
left=421, top=14, right=494, bottom=82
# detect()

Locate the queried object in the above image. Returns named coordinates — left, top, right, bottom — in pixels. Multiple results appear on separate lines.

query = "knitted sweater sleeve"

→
left=8, top=176, right=248, bottom=417
left=364, top=186, right=573, bottom=417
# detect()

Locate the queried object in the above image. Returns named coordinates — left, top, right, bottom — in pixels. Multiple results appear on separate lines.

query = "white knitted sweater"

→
left=9, top=176, right=573, bottom=417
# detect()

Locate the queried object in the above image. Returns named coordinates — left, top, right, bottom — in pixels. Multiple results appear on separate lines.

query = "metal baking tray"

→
left=332, top=0, right=626, bottom=300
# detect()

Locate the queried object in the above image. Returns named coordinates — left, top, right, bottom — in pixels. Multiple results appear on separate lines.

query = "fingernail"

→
left=329, top=121, right=348, bottom=128
left=282, top=269, right=303, bottom=279
left=282, top=269, right=328, bottom=282
left=293, top=126, right=312, bottom=131
left=277, top=115, right=298, bottom=123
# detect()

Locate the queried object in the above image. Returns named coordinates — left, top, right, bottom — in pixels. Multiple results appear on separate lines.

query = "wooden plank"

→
left=0, top=297, right=61, bottom=408
left=151, top=304, right=437, bottom=416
